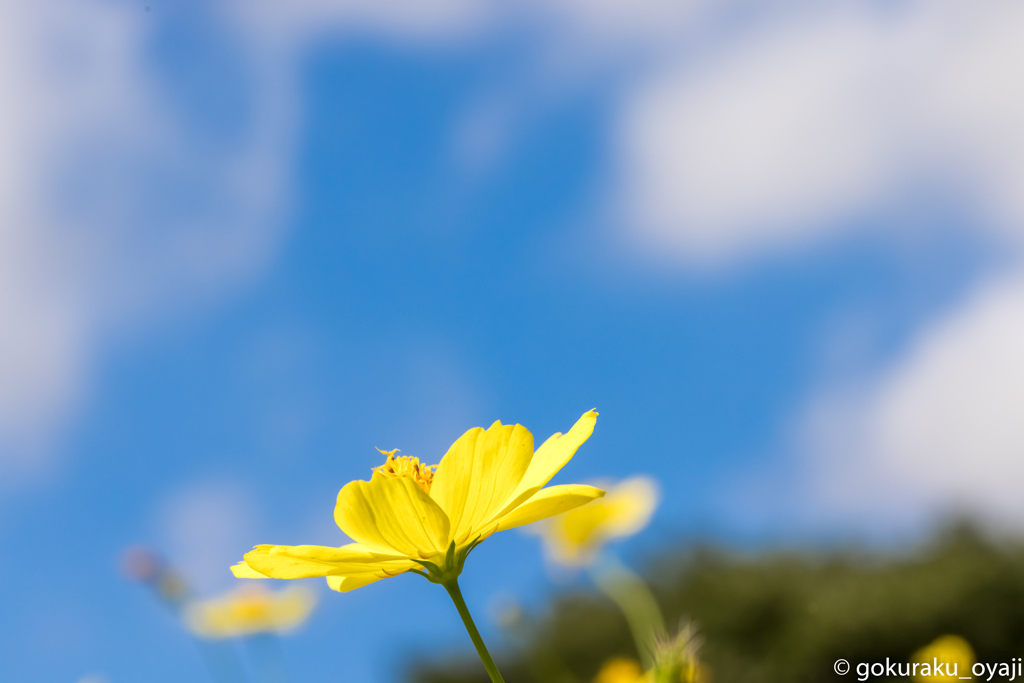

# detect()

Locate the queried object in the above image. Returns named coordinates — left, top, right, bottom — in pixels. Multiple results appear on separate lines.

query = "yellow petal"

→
left=243, top=543, right=412, bottom=579
left=231, top=561, right=269, bottom=579
left=493, top=484, right=605, bottom=533
left=530, top=477, right=658, bottom=566
left=326, top=573, right=387, bottom=593
left=334, top=473, right=451, bottom=558
left=521, top=410, right=597, bottom=491
left=431, top=420, right=534, bottom=544
left=484, top=411, right=598, bottom=525
left=589, top=476, right=659, bottom=539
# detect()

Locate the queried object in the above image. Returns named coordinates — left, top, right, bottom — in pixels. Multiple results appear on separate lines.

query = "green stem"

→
left=442, top=578, right=506, bottom=683
left=591, top=559, right=665, bottom=670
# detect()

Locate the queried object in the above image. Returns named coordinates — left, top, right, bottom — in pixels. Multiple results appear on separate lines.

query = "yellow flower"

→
left=531, top=475, right=659, bottom=566
left=911, top=635, right=974, bottom=682
left=592, top=649, right=708, bottom=683
left=232, top=411, right=604, bottom=592
left=594, top=658, right=647, bottom=683
left=184, top=584, right=316, bottom=639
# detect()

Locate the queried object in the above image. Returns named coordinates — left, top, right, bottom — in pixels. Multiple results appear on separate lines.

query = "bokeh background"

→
left=3, top=0, right=1024, bottom=680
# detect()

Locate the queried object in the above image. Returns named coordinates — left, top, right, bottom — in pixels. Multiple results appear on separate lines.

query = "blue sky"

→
left=3, top=1, right=1024, bottom=681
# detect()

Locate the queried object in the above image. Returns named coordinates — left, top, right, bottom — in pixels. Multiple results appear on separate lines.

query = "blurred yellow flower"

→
left=911, top=635, right=974, bottom=682
left=185, top=584, right=316, bottom=639
left=592, top=647, right=708, bottom=683
left=594, top=658, right=646, bottom=683
left=531, top=475, right=659, bottom=566
left=232, top=411, right=604, bottom=592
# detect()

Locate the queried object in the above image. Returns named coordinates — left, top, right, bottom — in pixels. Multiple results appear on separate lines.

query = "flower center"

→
left=230, top=586, right=273, bottom=621
left=374, top=449, right=436, bottom=494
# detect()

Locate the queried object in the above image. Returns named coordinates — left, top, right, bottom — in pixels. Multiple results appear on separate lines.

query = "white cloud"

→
left=0, top=0, right=292, bottom=478
left=226, top=0, right=716, bottom=53
left=0, top=0, right=514, bottom=483
left=0, top=0, right=503, bottom=481
left=10, top=0, right=1024, bottom=528
left=802, top=272, right=1024, bottom=526
left=600, top=0, right=1024, bottom=531
left=388, top=346, right=484, bottom=455
left=224, top=0, right=488, bottom=46
left=617, top=0, right=1024, bottom=266
left=527, top=0, right=717, bottom=56
left=159, top=480, right=256, bottom=594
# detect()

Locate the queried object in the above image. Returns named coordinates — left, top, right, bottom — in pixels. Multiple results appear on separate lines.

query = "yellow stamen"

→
left=374, top=448, right=437, bottom=495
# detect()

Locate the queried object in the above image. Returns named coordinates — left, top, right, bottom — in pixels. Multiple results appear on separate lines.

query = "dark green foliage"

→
left=410, top=523, right=1024, bottom=683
